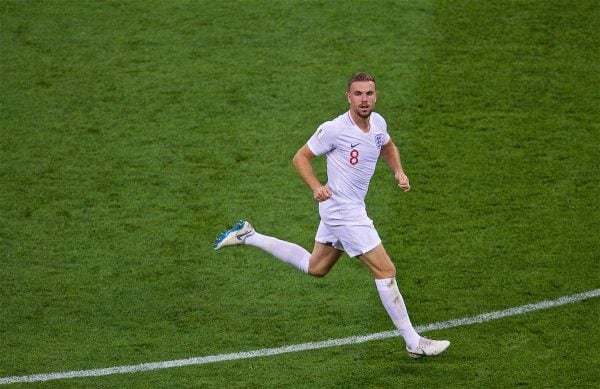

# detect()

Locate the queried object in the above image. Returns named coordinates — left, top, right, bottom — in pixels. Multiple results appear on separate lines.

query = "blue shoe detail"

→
left=213, top=220, right=246, bottom=250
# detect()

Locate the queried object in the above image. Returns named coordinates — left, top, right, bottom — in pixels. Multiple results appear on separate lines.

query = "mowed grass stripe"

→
left=2, top=288, right=598, bottom=385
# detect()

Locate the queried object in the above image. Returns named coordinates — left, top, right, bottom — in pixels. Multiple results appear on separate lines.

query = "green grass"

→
left=1, top=0, right=599, bottom=387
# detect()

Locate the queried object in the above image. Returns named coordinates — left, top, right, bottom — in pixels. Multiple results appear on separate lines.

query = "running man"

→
left=214, top=72, right=450, bottom=358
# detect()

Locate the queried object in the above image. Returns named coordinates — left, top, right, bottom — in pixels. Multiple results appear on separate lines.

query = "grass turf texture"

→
left=1, top=0, right=598, bottom=387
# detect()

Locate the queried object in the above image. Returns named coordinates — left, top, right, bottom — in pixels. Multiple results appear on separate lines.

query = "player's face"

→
left=346, top=81, right=377, bottom=119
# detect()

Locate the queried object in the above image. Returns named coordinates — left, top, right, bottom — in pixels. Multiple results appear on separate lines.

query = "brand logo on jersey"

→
left=375, top=134, right=384, bottom=149
left=351, top=143, right=361, bottom=148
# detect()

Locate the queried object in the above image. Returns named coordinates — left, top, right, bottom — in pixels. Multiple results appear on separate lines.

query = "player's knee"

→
left=308, top=266, right=329, bottom=278
left=380, top=268, right=396, bottom=279
left=376, top=260, right=396, bottom=279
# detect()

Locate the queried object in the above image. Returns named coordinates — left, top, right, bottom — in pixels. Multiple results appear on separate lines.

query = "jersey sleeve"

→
left=306, top=121, right=340, bottom=156
left=381, top=131, right=391, bottom=146
left=372, top=113, right=391, bottom=146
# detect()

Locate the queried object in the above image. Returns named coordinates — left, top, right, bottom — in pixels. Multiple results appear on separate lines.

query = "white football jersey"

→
left=307, top=111, right=390, bottom=225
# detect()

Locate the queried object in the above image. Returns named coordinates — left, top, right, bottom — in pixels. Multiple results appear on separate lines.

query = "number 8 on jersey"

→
left=349, top=149, right=359, bottom=165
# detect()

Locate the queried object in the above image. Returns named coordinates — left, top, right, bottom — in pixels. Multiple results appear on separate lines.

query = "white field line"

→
left=1, top=288, right=599, bottom=385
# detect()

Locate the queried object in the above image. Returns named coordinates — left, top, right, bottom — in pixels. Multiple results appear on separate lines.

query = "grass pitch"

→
left=1, top=0, right=599, bottom=387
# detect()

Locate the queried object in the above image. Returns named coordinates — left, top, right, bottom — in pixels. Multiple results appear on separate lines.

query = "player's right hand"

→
left=396, top=172, right=411, bottom=192
left=313, top=186, right=332, bottom=202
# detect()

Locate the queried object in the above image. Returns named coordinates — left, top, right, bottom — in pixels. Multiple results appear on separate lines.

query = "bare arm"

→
left=292, top=145, right=332, bottom=201
left=380, top=139, right=410, bottom=192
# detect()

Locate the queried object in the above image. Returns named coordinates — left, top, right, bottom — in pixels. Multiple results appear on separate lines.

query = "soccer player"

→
left=214, top=72, right=450, bottom=358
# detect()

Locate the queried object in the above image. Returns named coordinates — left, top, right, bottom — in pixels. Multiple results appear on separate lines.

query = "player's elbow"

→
left=292, top=150, right=302, bottom=168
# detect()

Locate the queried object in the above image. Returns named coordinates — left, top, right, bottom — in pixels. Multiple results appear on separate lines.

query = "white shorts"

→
left=315, top=219, right=381, bottom=257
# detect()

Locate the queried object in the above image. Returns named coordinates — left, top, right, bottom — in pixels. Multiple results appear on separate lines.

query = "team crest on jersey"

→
left=375, top=134, right=384, bottom=149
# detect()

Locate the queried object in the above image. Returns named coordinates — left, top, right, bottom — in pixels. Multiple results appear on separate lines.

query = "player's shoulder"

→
left=370, top=112, right=387, bottom=131
left=324, top=111, right=352, bottom=128
left=317, top=112, right=351, bottom=135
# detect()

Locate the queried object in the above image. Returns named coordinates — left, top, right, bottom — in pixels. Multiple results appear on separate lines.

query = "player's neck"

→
left=349, top=110, right=371, bottom=133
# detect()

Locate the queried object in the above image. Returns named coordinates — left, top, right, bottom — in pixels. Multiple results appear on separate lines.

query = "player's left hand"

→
left=313, top=185, right=332, bottom=202
left=396, top=172, right=410, bottom=192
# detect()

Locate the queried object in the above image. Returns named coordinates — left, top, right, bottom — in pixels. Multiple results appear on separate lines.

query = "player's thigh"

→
left=308, top=241, right=343, bottom=277
left=358, top=244, right=396, bottom=279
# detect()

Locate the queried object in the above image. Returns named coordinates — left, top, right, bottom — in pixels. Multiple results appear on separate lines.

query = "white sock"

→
left=245, top=232, right=310, bottom=273
left=375, top=277, right=421, bottom=349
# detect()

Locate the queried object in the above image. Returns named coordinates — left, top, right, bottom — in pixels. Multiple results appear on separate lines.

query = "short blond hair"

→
left=347, top=72, right=376, bottom=91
